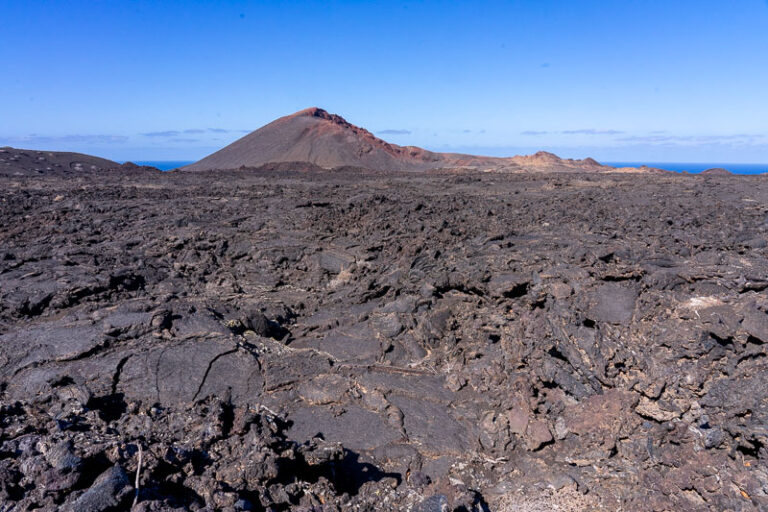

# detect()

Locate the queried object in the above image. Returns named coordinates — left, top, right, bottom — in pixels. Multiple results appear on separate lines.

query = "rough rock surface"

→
left=1, top=167, right=767, bottom=510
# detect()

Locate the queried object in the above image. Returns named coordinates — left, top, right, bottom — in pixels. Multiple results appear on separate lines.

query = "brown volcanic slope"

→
left=0, top=147, right=119, bottom=176
left=0, top=147, right=162, bottom=176
left=182, top=108, right=663, bottom=173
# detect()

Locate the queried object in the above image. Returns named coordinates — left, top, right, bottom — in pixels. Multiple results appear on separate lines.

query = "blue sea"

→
left=128, top=161, right=193, bottom=171
left=606, top=162, right=768, bottom=175
left=126, top=160, right=768, bottom=175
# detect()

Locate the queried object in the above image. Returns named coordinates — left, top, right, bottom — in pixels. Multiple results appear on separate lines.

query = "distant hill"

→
left=0, top=147, right=159, bottom=175
left=700, top=167, right=733, bottom=176
left=182, top=108, right=665, bottom=173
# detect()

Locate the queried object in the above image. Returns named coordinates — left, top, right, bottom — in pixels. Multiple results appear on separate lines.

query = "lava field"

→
left=2, top=167, right=768, bottom=511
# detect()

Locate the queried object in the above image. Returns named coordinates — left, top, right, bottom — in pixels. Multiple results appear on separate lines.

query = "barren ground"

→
left=2, top=168, right=768, bottom=511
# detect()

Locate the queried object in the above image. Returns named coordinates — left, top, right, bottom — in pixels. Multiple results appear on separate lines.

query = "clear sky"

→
left=1, top=0, right=767, bottom=163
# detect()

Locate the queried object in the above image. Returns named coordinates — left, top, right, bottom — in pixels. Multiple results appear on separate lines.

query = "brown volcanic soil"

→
left=181, top=108, right=662, bottom=174
left=1, top=166, right=768, bottom=511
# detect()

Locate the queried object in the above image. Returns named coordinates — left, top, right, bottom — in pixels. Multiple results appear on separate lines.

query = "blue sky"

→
left=1, top=0, right=767, bottom=163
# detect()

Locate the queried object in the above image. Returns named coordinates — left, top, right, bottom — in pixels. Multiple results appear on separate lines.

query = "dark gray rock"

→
left=67, top=465, right=131, bottom=512
left=415, top=494, right=448, bottom=512
left=742, top=308, right=768, bottom=343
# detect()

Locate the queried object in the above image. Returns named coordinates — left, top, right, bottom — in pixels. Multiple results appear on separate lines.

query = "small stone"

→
left=704, top=427, right=724, bottom=449
left=45, top=440, right=82, bottom=471
left=554, top=416, right=569, bottom=440
left=526, top=419, right=553, bottom=450
left=507, top=408, right=529, bottom=436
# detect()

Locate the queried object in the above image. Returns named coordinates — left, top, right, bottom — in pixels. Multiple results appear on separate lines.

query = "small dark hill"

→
left=0, top=147, right=156, bottom=176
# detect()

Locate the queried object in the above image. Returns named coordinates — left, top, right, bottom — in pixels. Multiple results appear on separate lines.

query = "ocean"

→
left=605, top=162, right=768, bottom=175
left=128, top=161, right=768, bottom=175
left=129, top=161, right=193, bottom=171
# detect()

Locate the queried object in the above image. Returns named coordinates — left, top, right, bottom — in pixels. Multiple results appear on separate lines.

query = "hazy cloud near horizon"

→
left=616, top=134, right=765, bottom=145
left=142, top=131, right=181, bottom=138
left=517, top=130, right=766, bottom=148
left=522, top=129, right=625, bottom=136
left=563, top=129, right=625, bottom=135
left=141, top=128, right=247, bottom=138
left=0, top=134, right=129, bottom=145
left=377, top=129, right=412, bottom=135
